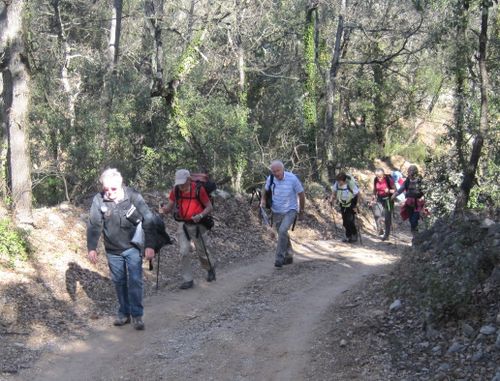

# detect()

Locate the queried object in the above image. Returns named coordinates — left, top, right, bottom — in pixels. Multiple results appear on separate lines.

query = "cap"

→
left=174, top=169, right=190, bottom=186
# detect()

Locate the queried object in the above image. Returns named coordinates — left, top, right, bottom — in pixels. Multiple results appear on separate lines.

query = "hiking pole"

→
left=354, top=211, right=363, bottom=245
left=156, top=250, right=160, bottom=291
left=196, top=225, right=215, bottom=279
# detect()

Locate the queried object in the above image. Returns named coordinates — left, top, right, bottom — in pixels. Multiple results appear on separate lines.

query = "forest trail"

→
left=16, top=236, right=403, bottom=381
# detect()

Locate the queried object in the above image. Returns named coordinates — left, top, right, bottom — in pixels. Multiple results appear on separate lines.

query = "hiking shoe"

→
left=207, top=268, right=216, bottom=282
left=132, top=317, right=145, bottom=330
left=179, top=280, right=194, bottom=290
left=274, top=260, right=283, bottom=268
left=348, top=235, right=358, bottom=243
left=341, top=237, right=350, bottom=243
left=113, top=315, right=130, bottom=326
left=283, top=257, right=293, bottom=265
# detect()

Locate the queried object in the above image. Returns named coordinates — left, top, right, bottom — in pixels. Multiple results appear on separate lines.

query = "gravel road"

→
left=15, top=237, right=397, bottom=381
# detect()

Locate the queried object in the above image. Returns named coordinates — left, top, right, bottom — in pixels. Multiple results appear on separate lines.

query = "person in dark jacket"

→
left=87, top=168, right=155, bottom=330
left=391, top=165, right=425, bottom=234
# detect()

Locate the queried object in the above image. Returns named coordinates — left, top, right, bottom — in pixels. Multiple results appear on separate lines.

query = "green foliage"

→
left=0, top=219, right=31, bottom=269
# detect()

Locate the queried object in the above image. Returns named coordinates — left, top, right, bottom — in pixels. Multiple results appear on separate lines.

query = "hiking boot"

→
left=274, top=260, right=283, bottom=268
left=341, top=237, right=350, bottom=243
left=207, top=268, right=216, bottom=282
left=348, top=234, right=358, bottom=243
left=283, top=257, right=293, bottom=265
left=113, top=315, right=130, bottom=326
left=381, top=235, right=389, bottom=241
left=179, top=280, right=194, bottom=290
left=132, top=317, right=145, bottom=330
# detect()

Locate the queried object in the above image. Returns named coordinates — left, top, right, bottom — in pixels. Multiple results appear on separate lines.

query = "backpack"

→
left=345, top=173, right=358, bottom=194
left=264, top=174, right=275, bottom=209
left=190, top=173, right=217, bottom=202
left=174, top=179, right=215, bottom=230
left=334, top=174, right=359, bottom=207
left=405, top=177, right=424, bottom=199
left=152, top=212, right=172, bottom=252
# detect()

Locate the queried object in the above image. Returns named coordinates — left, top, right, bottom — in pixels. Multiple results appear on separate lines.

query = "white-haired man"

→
left=87, top=168, right=155, bottom=330
left=260, top=160, right=305, bottom=268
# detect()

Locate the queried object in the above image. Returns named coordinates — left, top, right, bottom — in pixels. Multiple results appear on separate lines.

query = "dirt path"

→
left=15, top=237, right=400, bottom=381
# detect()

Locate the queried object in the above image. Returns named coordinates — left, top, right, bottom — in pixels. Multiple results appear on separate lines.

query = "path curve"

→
left=17, top=238, right=399, bottom=381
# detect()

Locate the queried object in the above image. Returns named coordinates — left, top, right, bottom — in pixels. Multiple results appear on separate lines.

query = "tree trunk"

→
left=145, top=0, right=165, bottom=98
left=108, top=0, right=123, bottom=70
left=453, top=0, right=470, bottom=171
left=304, top=1, right=319, bottom=180
left=0, top=0, right=33, bottom=224
left=373, top=62, right=386, bottom=148
left=455, top=0, right=490, bottom=211
left=322, top=0, right=346, bottom=181
left=52, top=0, right=81, bottom=150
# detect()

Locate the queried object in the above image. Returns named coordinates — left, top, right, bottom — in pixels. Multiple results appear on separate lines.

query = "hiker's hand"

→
left=88, top=250, right=98, bottom=265
left=144, top=247, right=155, bottom=261
left=298, top=211, right=304, bottom=220
left=192, top=213, right=203, bottom=223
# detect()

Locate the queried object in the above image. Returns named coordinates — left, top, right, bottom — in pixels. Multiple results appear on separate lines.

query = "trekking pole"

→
left=196, top=225, right=215, bottom=278
left=355, top=211, right=363, bottom=245
left=156, top=250, right=160, bottom=291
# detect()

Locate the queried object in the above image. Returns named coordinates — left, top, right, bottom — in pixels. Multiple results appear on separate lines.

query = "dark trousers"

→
left=373, top=197, right=393, bottom=238
left=341, top=206, right=357, bottom=238
left=409, top=210, right=420, bottom=232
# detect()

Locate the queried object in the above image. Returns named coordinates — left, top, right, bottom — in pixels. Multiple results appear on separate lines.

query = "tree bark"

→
left=0, top=0, right=33, bottom=224
left=322, top=0, right=346, bottom=181
left=455, top=0, right=490, bottom=211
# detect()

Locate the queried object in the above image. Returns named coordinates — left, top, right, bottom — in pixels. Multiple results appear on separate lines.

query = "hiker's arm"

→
left=298, top=191, right=305, bottom=217
left=260, top=179, right=269, bottom=207
left=329, top=184, right=336, bottom=205
left=160, top=199, right=175, bottom=214
left=87, top=195, right=104, bottom=264
left=392, top=179, right=408, bottom=199
left=192, top=187, right=213, bottom=223
left=133, top=192, right=156, bottom=260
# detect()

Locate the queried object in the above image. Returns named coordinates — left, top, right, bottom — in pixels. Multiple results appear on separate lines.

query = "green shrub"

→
left=0, top=219, right=31, bottom=268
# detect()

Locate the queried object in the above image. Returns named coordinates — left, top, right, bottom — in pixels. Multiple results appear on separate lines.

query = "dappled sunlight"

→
left=292, top=238, right=398, bottom=267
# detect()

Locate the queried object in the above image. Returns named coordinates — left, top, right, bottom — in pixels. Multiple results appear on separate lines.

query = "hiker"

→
left=160, top=169, right=215, bottom=289
left=391, top=165, right=425, bottom=234
left=370, top=168, right=396, bottom=241
left=260, top=160, right=305, bottom=268
left=87, top=168, right=155, bottom=330
left=330, top=172, right=360, bottom=243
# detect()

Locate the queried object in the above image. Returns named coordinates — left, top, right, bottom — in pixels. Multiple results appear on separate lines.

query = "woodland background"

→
left=0, top=0, right=498, bottom=226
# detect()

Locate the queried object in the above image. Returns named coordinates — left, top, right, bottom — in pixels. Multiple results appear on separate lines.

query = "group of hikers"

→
left=86, top=162, right=424, bottom=330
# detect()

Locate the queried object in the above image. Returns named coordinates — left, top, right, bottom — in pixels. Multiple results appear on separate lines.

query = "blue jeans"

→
left=106, top=247, right=143, bottom=318
left=273, top=210, right=297, bottom=263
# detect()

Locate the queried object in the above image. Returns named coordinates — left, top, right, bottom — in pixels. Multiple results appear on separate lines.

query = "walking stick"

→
left=148, top=251, right=161, bottom=291
left=355, top=210, right=363, bottom=245
left=196, top=225, right=215, bottom=279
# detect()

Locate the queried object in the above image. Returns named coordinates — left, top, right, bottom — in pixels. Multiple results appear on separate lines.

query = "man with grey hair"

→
left=260, top=160, right=305, bottom=268
left=87, top=168, right=156, bottom=330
